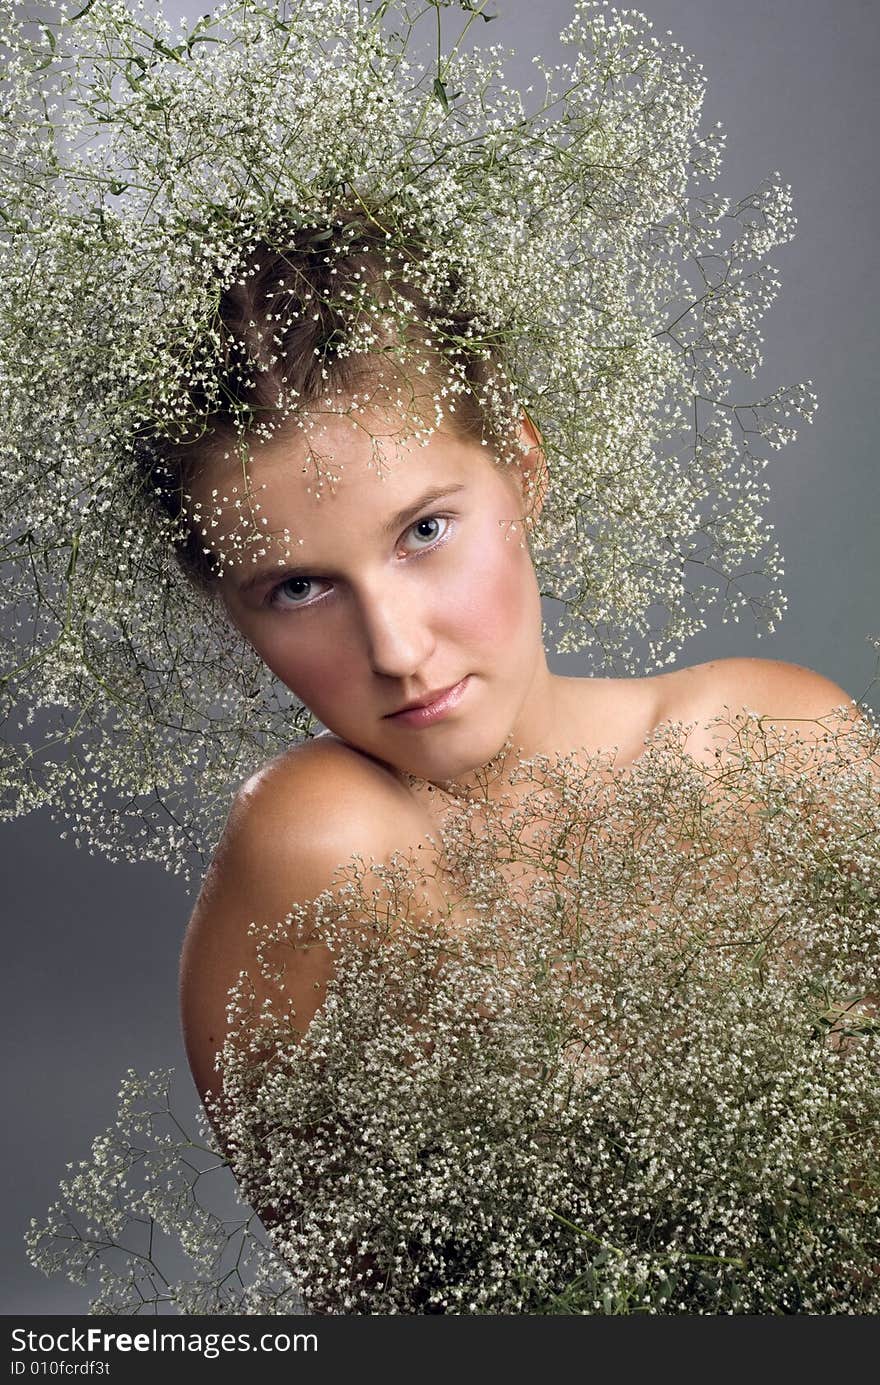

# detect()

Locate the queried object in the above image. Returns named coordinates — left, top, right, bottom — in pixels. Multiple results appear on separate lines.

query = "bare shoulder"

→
left=180, top=736, right=440, bottom=1105
left=653, top=656, right=861, bottom=767
left=221, top=733, right=432, bottom=865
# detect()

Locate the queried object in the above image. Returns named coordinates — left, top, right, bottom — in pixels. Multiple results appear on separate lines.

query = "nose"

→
left=355, top=581, right=436, bottom=680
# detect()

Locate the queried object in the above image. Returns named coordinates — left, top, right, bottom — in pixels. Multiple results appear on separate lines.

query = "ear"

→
left=514, top=411, right=549, bottom=527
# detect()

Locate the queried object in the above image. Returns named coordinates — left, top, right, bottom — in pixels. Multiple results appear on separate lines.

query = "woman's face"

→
left=191, top=409, right=551, bottom=783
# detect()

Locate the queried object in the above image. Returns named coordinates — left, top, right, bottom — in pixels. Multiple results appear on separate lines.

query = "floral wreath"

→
left=0, top=0, right=816, bottom=878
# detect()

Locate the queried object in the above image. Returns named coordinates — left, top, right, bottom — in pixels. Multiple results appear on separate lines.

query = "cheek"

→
left=437, top=515, right=536, bottom=645
left=240, top=619, right=351, bottom=708
left=272, top=643, right=356, bottom=709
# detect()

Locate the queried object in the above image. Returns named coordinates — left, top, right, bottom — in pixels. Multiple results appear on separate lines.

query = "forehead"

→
left=185, top=410, right=502, bottom=574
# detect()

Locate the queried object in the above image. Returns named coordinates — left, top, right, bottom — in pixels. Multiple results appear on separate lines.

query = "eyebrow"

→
left=235, top=482, right=468, bottom=594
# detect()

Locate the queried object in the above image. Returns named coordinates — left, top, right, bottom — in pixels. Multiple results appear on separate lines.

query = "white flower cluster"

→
left=25, top=1067, right=302, bottom=1315
left=0, top=0, right=816, bottom=876
left=28, top=709, right=880, bottom=1313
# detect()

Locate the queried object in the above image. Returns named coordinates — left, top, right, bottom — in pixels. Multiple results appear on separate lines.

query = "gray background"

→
left=3, top=0, right=878, bottom=1313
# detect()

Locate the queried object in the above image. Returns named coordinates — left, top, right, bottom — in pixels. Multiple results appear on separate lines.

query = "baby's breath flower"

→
left=28, top=710, right=880, bottom=1313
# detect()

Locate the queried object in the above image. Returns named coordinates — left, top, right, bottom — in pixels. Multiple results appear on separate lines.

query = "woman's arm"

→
left=180, top=736, right=443, bottom=1110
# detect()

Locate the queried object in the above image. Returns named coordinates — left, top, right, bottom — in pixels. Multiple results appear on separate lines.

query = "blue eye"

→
left=267, top=574, right=328, bottom=610
left=277, top=576, right=315, bottom=603
left=403, top=515, right=448, bottom=550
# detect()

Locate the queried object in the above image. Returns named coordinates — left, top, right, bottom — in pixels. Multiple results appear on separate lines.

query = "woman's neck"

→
left=400, top=670, right=659, bottom=806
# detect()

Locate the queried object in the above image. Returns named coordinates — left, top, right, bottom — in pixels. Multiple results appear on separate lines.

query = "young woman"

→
left=168, top=216, right=860, bottom=1113
left=10, top=0, right=878, bottom=1316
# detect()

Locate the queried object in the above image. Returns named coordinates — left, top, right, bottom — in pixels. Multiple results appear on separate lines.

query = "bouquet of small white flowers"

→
left=29, top=710, right=880, bottom=1313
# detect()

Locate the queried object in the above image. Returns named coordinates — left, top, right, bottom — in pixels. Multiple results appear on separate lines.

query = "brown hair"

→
left=137, top=204, right=515, bottom=591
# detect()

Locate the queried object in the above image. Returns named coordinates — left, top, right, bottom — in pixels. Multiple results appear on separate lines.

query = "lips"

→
left=388, top=681, right=465, bottom=717
left=385, top=676, right=471, bottom=726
